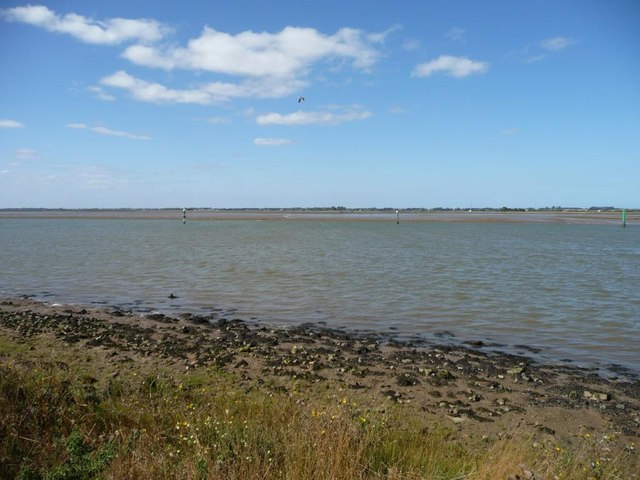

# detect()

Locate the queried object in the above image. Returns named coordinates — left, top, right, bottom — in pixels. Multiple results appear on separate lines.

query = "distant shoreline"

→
left=0, top=208, right=635, bottom=224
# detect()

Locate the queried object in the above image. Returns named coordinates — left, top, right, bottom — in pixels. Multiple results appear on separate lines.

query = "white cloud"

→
left=4, top=7, right=383, bottom=105
left=412, top=55, right=488, bottom=78
left=499, top=128, right=519, bottom=136
left=92, top=126, right=150, bottom=140
left=367, top=24, right=401, bottom=44
left=15, top=148, right=37, bottom=159
left=121, top=26, right=380, bottom=77
left=88, top=86, right=115, bottom=101
left=541, top=37, right=576, bottom=51
left=2, top=5, right=168, bottom=44
left=0, top=119, right=24, bottom=128
left=256, top=107, right=372, bottom=126
left=66, top=122, right=150, bottom=140
left=100, top=70, right=305, bottom=104
left=254, top=137, right=292, bottom=146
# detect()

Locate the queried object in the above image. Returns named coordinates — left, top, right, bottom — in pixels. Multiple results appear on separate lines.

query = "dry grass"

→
left=1, top=342, right=637, bottom=480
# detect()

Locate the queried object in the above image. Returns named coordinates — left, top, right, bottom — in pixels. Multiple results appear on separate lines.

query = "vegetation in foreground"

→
left=1, top=346, right=635, bottom=480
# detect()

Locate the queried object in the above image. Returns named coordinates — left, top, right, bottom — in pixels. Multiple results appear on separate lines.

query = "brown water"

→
left=1, top=217, right=638, bottom=373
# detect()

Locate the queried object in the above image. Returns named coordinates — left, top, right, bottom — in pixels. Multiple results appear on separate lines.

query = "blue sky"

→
left=1, top=1, right=638, bottom=208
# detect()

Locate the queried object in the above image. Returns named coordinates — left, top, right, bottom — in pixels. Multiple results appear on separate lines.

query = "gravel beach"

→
left=1, top=297, right=638, bottom=457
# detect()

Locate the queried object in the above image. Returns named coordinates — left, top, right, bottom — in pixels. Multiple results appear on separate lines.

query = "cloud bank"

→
left=122, top=26, right=380, bottom=78
left=3, top=5, right=388, bottom=105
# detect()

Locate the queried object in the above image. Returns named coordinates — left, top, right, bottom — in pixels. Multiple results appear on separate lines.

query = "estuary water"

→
left=1, top=218, right=639, bottom=373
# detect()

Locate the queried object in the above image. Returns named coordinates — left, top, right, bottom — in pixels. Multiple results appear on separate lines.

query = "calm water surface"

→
left=1, top=219, right=639, bottom=373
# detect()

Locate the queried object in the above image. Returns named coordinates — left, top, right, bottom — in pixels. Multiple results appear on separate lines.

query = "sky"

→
left=1, top=0, right=638, bottom=209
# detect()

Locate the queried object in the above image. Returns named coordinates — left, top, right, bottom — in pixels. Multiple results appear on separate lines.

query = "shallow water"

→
left=1, top=218, right=638, bottom=372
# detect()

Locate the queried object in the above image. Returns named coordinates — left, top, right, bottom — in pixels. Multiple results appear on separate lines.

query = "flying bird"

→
left=297, top=96, right=305, bottom=103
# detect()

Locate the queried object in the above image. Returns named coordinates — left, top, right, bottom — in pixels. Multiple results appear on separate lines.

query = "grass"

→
left=0, top=336, right=637, bottom=479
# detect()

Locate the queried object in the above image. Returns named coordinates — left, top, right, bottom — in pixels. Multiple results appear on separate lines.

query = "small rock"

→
left=447, top=415, right=466, bottom=424
left=234, top=359, right=248, bottom=368
left=537, top=425, right=555, bottom=435
left=436, top=369, right=455, bottom=380
left=583, top=390, right=610, bottom=401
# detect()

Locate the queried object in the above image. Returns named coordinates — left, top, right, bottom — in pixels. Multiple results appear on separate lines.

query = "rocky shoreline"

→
left=1, top=297, right=638, bottom=452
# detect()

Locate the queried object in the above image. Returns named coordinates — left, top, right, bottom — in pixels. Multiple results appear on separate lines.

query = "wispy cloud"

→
left=1, top=5, right=168, bottom=45
left=78, top=165, right=131, bottom=189
left=520, top=36, right=577, bottom=64
left=402, top=39, right=420, bottom=51
left=499, top=128, right=519, bottom=136
left=254, top=137, right=292, bottom=146
left=389, top=105, right=407, bottom=114
left=88, top=86, right=115, bottom=101
left=66, top=122, right=150, bottom=140
left=367, top=24, right=401, bottom=44
left=541, top=36, right=576, bottom=51
left=15, top=148, right=38, bottom=159
left=0, top=119, right=24, bottom=128
left=446, top=27, right=466, bottom=44
left=190, top=161, right=228, bottom=171
left=256, top=107, right=372, bottom=126
left=204, top=117, right=231, bottom=125
left=412, top=55, right=488, bottom=78
left=523, top=54, right=546, bottom=64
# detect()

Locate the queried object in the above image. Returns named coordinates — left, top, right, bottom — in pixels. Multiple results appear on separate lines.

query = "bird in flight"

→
left=297, top=96, right=305, bottom=103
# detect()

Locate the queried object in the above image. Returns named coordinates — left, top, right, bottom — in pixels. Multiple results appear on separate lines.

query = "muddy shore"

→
left=1, top=297, right=638, bottom=459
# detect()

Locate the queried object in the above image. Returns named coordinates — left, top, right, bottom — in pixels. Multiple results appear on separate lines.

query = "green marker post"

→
left=622, top=209, right=626, bottom=228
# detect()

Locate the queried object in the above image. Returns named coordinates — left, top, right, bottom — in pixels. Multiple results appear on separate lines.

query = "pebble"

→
left=447, top=415, right=466, bottom=424
left=584, top=390, right=610, bottom=402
